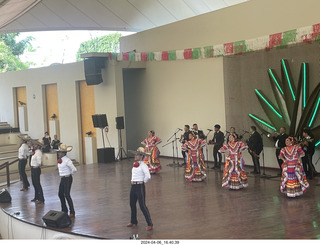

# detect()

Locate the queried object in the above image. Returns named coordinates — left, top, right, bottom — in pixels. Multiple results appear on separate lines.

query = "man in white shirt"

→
left=30, top=139, right=45, bottom=204
left=18, top=135, right=30, bottom=191
left=57, top=144, right=77, bottom=218
left=127, top=147, right=153, bottom=231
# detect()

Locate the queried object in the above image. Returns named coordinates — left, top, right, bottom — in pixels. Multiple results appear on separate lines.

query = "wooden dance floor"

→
left=1, top=157, right=320, bottom=239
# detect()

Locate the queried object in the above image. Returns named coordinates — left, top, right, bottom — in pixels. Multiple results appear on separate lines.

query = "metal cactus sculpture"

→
left=249, top=59, right=320, bottom=147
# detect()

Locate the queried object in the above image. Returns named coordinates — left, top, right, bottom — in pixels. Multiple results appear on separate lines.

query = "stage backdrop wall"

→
left=121, top=58, right=225, bottom=161
left=223, top=42, right=320, bottom=169
left=0, top=63, right=84, bottom=161
left=120, top=0, right=320, bottom=167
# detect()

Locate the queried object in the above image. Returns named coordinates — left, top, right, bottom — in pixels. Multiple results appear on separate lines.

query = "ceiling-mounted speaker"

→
left=84, top=57, right=107, bottom=85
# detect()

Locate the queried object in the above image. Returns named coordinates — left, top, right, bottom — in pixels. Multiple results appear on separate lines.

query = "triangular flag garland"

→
left=106, top=22, right=320, bottom=62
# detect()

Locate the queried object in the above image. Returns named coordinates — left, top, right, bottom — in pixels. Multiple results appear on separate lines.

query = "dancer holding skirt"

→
left=181, top=132, right=207, bottom=182
left=279, top=136, right=309, bottom=197
left=141, top=130, right=162, bottom=173
left=219, top=134, right=248, bottom=190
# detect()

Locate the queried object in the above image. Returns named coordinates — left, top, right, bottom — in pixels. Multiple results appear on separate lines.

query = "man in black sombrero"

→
left=57, top=144, right=77, bottom=218
left=127, top=147, right=153, bottom=231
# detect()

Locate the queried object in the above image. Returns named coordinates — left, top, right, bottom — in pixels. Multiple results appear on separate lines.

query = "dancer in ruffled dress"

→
left=181, top=132, right=207, bottom=182
left=279, top=136, right=309, bottom=197
left=141, top=130, right=162, bottom=173
left=219, top=134, right=248, bottom=190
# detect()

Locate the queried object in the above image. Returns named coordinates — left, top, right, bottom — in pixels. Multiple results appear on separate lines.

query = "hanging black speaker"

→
left=116, top=116, right=124, bottom=129
left=92, top=114, right=108, bottom=128
left=0, top=189, right=11, bottom=203
left=84, top=57, right=107, bottom=85
left=42, top=210, right=72, bottom=228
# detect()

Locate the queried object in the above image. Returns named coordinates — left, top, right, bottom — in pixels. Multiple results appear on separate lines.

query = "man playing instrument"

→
left=246, top=126, right=263, bottom=174
left=209, top=124, right=224, bottom=170
left=180, top=125, right=191, bottom=166
left=192, top=124, right=206, bottom=140
left=301, top=127, right=316, bottom=179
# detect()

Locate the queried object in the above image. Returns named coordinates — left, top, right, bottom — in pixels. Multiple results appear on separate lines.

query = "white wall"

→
left=119, top=0, right=320, bottom=166
left=121, top=0, right=320, bottom=53
left=0, top=62, right=85, bottom=161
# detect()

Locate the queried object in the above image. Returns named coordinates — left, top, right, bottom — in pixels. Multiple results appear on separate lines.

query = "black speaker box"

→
left=116, top=116, right=124, bottom=129
left=92, top=114, right=108, bottom=128
left=97, top=148, right=115, bottom=163
left=84, top=57, right=106, bottom=85
left=0, top=188, right=11, bottom=203
left=42, top=210, right=71, bottom=228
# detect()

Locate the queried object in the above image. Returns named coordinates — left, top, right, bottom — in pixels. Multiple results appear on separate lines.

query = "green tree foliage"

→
left=0, top=33, right=34, bottom=72
left=76, top=33, right=122, bottom=61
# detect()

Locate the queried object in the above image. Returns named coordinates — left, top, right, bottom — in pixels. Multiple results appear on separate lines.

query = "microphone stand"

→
left=259, top=133, right=278, bottom=179
left=165, top=128, right=182, bottom=167
left=163, top=140, right=178, bottom=167
left=205, top=130, right=212, bottom=169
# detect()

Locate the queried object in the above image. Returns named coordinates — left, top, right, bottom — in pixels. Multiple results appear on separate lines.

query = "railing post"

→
left=6, top=164, right=10, bottom=186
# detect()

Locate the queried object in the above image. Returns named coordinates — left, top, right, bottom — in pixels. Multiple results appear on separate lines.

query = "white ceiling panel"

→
left=0, top=0, right=248, bottom=33
left=98, top=0, right=156, bottom=31
left=41, top=0, right=98, bottom=27
left=158, top=0, right=194, bottom=20
left=67, top=0, right=129, bottom=29
left=128, top=0, right=176, bottom=26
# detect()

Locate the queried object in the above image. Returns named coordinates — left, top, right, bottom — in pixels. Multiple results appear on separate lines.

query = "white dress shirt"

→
left=58, top=155, right=77, bottom=177
left=18, top=143, right=30, bottom=159
left=30, top=149, right=42, bottom=167
left=131, top=161, right=151, bottom=183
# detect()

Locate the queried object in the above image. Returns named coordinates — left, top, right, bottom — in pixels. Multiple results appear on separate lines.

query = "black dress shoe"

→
left=31, top=199, right=36, bottom=202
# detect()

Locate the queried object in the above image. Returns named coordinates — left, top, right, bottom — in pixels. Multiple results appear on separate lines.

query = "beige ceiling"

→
left=0, top=0, right=247, bottom=33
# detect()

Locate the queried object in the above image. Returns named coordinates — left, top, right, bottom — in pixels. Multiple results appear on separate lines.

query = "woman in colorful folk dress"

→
left=141, top=130, right=162, bottom=173
left=181, top=132, right=207, bottom=182
left=219, top=134, right=248, bottom=190
left=279, top=136, right=309, bottom=197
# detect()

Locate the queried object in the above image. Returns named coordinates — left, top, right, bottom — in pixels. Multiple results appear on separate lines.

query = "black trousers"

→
left=182, top=151, right=187, bottom=164
left=213, top=145, right=222, bottom=167
left=18, top=159, right=30, bottom=188
left=31, top=168, right=44, bottom=202
left=130, top=184, right=152, bottom=226
left=302, top=154, right=316, bottom=178
left=251, top=155, right=261, bottom=174
left=58, top=175, right=75, bottom=214
left=275, top=149, right=283, bottom=172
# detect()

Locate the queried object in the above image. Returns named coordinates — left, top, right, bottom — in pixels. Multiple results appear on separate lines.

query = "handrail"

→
left=0, top=150, right=18, bottom=155
left=0, top=156, right=19, bottom=161
left=0, top=158, right=19, bottom=187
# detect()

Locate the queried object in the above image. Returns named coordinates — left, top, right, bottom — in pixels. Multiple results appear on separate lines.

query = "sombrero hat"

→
left=30, top=139, right=44, bottom=147
left=128, top=147, right=151, bottom=156
left=56, top=144, right=73, bottom=152
left=17, top=135, right=31, bottom=141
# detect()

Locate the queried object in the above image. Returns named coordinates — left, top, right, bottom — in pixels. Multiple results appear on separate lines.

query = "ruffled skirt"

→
left=222, top=158, right=248, bottom=190
left=280, top=163, right=309, bottom=197
left=144, top=147, right=161, bottom=174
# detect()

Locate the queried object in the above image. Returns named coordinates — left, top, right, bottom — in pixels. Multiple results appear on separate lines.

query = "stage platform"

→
left=1, top=157, right=320, bottom=239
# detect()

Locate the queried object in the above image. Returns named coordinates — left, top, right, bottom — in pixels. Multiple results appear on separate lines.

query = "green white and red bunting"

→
left=108, top=23, right=320, bottom=62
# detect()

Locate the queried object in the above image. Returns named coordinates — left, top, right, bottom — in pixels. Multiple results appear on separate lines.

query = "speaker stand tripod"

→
left=116, top=128, right=127, bottom=160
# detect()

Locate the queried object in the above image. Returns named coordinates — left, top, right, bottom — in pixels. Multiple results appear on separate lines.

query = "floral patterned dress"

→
left=279, top=144, right=309, bottom=197
left=141, top=136, right=162, bottom=173
left=219, top=141, right=248, bottom=190
left=181, top=138, right=207, bottom=182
